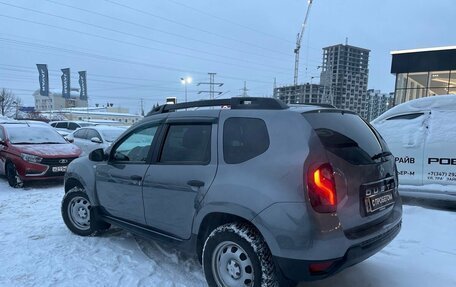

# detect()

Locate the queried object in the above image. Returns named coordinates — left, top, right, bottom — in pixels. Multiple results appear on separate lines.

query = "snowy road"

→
left=0, top=178, right=455, bottom=287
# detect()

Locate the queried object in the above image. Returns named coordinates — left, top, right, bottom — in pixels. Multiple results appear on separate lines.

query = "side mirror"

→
left=89, top=148, right=107, bottom=162
left=65, top=134, right=74, bottom=143
left=91, top=137, right=103, bottom=144
left=0, top=139, right=5, bottom=147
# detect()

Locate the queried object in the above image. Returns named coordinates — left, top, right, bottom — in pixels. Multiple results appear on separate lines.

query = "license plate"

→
left=365, top=191, right=395, bottom=214
left=52, top=166, right=67, bottom=172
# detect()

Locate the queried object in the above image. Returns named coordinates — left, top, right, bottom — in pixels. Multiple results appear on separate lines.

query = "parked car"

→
left=49, top=120, right=96, bottom=134
left=68, top=125, right=126, bottom=155
left=372, top=94, right=456, bottom=202
left=0, top=122, right=82, bottom=187
left=62, top=97, right=402, bottom=287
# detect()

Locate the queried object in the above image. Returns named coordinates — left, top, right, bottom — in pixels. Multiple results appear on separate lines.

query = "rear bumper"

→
left=274, top=220, right=402, bottom=282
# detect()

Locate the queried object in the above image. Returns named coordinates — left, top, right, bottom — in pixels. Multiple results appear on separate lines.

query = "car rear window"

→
left=223, top=117, right=269, bottom=164
left=303, top=111, right=383, bottom=165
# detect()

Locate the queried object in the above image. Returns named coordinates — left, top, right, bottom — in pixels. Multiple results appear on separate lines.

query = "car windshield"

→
left=100, top=129, right=124, bottom=142
left=5, top=125, right=67, bottom=144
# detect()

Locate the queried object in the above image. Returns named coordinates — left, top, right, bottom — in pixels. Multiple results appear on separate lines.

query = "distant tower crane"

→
left=293, top=0, right=314, bottom=87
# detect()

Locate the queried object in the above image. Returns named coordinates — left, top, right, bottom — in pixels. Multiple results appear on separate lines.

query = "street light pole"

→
left=180, top=77, right=192, bottom=103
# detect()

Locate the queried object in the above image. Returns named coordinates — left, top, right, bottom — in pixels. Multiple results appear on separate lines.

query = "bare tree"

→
left=0, top=88, right=22, bottom=117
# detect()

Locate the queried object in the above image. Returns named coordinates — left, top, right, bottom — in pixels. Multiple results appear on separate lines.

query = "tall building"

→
left=391, top=46, right=456, bottom=105
left=33, top=88, right=88, bottom=112
left=367, top=89, right=394, bottom=121
left=273, top=83, right=323, bottom=104
left=320, top=44, right=370, bottom=118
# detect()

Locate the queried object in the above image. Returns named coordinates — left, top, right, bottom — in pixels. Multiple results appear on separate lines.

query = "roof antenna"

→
left=345, top=37, right=348, bottom=46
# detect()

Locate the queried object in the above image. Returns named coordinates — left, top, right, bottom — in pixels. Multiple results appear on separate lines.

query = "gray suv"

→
left=61, top=97, right=402, bottom=287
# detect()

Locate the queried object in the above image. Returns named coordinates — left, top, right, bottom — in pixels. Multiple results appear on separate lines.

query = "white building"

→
left=33, top=89, right=88, bottom=112
left=42, top=107, right=142, bottom=125
left=367, top=89, right=394, bottom=121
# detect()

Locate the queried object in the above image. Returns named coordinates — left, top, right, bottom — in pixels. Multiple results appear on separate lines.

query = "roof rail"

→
left=290, top=102, right=336, bottom=108
left=147, top=97, right=288, bottom=116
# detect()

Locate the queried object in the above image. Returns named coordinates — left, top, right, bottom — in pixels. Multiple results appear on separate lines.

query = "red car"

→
left=0, top=122, right=82, bottom=188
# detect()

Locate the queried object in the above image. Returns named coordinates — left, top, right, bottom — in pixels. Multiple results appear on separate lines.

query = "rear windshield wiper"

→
left=371, top=151, right=392, bottom=161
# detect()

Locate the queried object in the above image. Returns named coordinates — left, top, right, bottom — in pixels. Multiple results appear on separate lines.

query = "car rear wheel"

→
left=6, top=162, right=23, bottom=188
left=61, top=187, right=110, bottom=236
left=202, top=223, right=278, bottom=287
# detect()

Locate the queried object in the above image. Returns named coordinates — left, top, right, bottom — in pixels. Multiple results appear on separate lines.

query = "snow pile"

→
left=0, top=180, right=206, bottom=287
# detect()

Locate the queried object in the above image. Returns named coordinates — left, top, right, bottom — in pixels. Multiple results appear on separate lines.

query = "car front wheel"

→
left=61, top=187, right=109, bottom=236
left=6, top=162, right=23, bottom=188
left=202, top=223, right=278, bottom=287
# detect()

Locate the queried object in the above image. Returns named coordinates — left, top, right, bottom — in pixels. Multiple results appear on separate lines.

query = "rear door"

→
left=373, top=112, right=430, bottom=185
left=96, top=123, right=160, bottom=224
left=303, top=110, right=397, bottom=229
left=423, top=110, right=456, bottom=185
left=142, top=118, right=217, bottom=239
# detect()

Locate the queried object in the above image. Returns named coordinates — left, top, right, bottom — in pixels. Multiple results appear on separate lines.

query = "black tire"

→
left=6, top=162, right=23, bottom=188
left=202, top=223, right=278, bottom=287
left=61, top=187, right=110, bottom=236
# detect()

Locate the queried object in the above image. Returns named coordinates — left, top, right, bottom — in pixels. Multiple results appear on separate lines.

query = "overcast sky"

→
left=0, top=0, right=454, bottom=114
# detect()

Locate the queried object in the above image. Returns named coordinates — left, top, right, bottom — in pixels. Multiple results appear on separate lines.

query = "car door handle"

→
left=130, top=175, right=143, bottom=181
left=187, top=180, right=205, bottom=188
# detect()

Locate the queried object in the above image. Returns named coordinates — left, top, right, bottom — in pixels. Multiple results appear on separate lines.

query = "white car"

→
left=67, top=125, right=126, bottom=155
left=49, top=120, right=97, bottom=134
left=372, top=94, right=456, bottom=202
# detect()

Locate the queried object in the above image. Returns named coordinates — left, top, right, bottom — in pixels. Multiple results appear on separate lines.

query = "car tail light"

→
left=307, top=163, right=337, bottom=213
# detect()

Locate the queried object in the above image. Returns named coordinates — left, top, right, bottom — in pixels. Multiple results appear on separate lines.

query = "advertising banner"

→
left=36, top=64, right=49, bottom=97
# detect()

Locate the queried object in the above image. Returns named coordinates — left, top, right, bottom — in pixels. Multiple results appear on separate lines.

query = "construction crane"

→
left=293, top=0, right=314, bottom=87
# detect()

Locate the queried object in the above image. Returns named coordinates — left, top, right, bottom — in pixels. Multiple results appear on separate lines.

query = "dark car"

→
left=62, top=98, right=402, bottom=287
left=0, top=122, right=82, bottom=188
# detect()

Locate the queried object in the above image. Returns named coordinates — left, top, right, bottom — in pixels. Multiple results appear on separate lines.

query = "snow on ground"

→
left=0, top=178, right=455, bottom=287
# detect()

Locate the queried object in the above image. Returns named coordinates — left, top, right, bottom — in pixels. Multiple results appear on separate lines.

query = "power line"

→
left=0, top=5, right=291, bottom=74
left=103, top=0, right=290, bottom=56
left=0, top=37, right=274, bottom=84
left=167, top=0, right=294, bottom=44
left=43, top=0, right=289, bottom=63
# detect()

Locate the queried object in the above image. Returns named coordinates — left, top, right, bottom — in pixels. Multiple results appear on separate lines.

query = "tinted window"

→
left=55, top=122, right=68, bottom=129
left=68, top=122, right=80, bottom=130
left=73, top=129, right=87, bottom=139
left=112, top=126, right=157, bottom=162
left=303, top=111, right=383, bottom=165
left=386, top=113, right=424, bottom=121
left=160, top=124, right=211, bottom=164
left=50, top=123, right=57, bottom=127
left=223, top=118, right=269, bottom=164
left=86, top=129, right=101, bottom=141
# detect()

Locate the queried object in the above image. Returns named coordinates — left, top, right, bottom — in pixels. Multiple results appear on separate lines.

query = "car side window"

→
left=50, top=122, right=57, bottom=127
left=223, top=117, right=270, bottom=164
left=56, top=122, right=68, bottom=129
left=73, top=129, right=87, bottom=139
left=68, top=122, right=80, bottom=130
left=86, top=129, right=101, bottom=141
left=111, top=125, right=158, bottom=163
left=386, top=113, right=424, bottom=120
left=159, top=124, right=211, bottom=164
